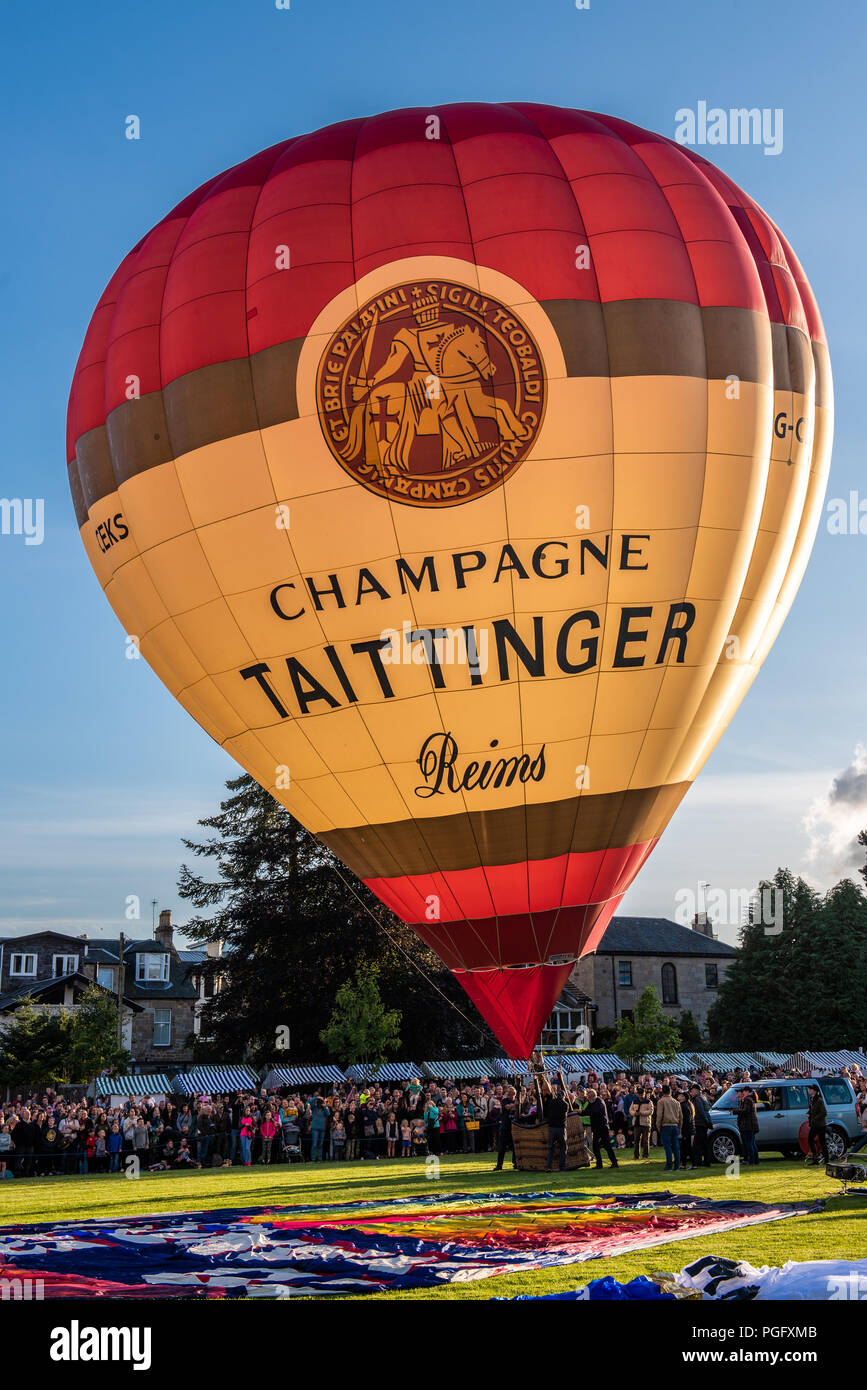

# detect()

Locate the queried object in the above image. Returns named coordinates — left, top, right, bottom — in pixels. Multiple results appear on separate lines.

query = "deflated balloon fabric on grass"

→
left=0, top=1189, right=821, bottom=1298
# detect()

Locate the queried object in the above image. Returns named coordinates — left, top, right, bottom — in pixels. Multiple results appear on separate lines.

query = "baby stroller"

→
left=281, top=1122, right=303, bottom=1164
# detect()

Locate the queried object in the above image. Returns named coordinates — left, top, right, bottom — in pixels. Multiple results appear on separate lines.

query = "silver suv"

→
left=707, top=1077, right=860, bottom=1163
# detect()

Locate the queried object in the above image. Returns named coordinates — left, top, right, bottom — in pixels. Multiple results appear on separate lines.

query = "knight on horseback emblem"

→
left=316, top=278, right=546, bottom=507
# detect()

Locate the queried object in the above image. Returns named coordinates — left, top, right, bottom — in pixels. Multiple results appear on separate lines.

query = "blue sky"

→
left=1, top=0, right=865, bottom=948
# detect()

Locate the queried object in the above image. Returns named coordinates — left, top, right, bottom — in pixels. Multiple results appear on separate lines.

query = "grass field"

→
left=1, top=1152, right=864, bottom=1299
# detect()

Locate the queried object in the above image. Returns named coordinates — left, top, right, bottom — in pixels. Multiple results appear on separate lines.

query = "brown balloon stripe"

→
left=409, top=899, right=620, bottom=972
left=67, top=302, right=830, bottom=526
left=319, top=781, right=688, bottom=880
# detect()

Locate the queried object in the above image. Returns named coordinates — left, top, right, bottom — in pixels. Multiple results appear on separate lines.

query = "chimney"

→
left=692, top=911, right=714, bottom=939
left=206, top=940, right=223, bottom=959
left=156, top=909, right=174, bottom=951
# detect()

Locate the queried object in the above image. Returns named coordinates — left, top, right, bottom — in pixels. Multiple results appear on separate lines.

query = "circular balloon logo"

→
left=316, top=278, right=546, bottom=506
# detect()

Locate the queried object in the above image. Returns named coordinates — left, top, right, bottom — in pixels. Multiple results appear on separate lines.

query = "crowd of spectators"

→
left=1, top=1062, right=864, bottom=1179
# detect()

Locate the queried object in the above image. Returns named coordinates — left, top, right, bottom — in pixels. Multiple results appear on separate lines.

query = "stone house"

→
left=569, top=914, right=737, bottom=1038
left=0, top=911, right=225, bottom=1068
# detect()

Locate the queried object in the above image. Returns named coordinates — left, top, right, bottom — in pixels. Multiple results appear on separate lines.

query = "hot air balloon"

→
left=67, top=104, right=832, bottom=1059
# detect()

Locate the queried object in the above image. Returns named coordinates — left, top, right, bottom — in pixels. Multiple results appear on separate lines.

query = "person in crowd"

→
left=689, top=1084, right=713, bottom=1168
left=108, top=1120, right=123, bottom=1173
left=259, top=1109, right=278, bottom=1164
left=310, top=1098, right=328, bottom=1161
left=493, top=1086, right=518, bottom=1172
left=806, top=1084, right=829, bottom=1164
left=678, top=1088, right=695, bottom=1165
left=385, top=1111, right=399, bottom=1158
left=239, top=1106, right=255, bottom=1166
left=630, top=1088, right=653, bottom=1159
left=737, top=1087, right=760, bottom=1166
left=0, top=1123, right=12, bottom=1176
left=424, top=1096, right=441, bottom=1156
left=543, top=1084, right=569, bottom=1172
left=656, top=1084, right=683, bottom=1172
left=587, top=1088, right=619, bottom=1170
left=330, top=1114, right=346, bottom=1160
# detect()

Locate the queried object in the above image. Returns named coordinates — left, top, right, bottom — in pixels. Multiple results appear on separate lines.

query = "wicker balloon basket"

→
left=513, top=1113, right=592, bottom=1170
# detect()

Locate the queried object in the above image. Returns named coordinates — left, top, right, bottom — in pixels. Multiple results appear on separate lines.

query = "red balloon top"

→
left=67, top=101, right=824, bottom=465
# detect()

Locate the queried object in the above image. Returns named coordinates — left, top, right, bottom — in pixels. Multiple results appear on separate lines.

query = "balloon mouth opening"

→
left=460, top=956, right=578, bottom=972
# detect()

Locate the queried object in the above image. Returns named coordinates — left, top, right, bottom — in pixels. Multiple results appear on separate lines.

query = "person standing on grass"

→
left=679, top=1089, right=695, bottom=1165
left=630, top=1088, right=653, bottom=1160
left=656, top=1085, right=682, bottom=1172
left=385, top=1111, right=399, bottom=1157
left=310, top=1098, right=328, bottom=1161
left=689, top=1084, right=713, bottom=1168
left=239, top=1107, right=255, bottom=1166
left=587, top=1089, right=619, bottom=1170
left=737, top=1087, right=760, bottom=1166
left=807, top=1084, right=829, bottom=1164
left=259, top=1110, right=277, bottom=1164
left=424, top=1097, right=441, bottom=1155
left=544, top=1085, right=569, bottom=1173
left=493, top=1086, right=518, bottom=1171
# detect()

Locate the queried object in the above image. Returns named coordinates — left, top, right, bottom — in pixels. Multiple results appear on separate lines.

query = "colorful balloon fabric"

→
left=0, top=1189, right=820, bottom=1298
left=67, top=103, right=833, bottom=1054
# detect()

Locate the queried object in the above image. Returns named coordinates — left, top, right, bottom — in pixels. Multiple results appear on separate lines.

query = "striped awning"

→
left=692, top=1053, right=764, bottom=1072
left=420, top=1059, right=503, bottom=1078
left=262, top=1065, right=346, bottom=1087
left=641, top=1054, right=701, bottom=1073
left=757, top=1052, right=790, bottom=1066
left=343, top=1063, right=420, bottom=1082
left=172, top=1066, right=258, bottom=1095
left=93, top=1074, right=171, bottom=1096
left=553, top=1054, right=629, bottom=1075
left=785, top=1051, right=867, bottom=1072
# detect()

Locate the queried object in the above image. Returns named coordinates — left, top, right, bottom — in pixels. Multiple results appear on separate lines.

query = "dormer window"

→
left=136, top=952, right=169, bottom=983
left=53, top=954, right=79, bottom=977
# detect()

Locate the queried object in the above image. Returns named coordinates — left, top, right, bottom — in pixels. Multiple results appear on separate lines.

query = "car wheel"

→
left=710, top=1130, right=740, bottom=1164
left=826, top=1127, right=849, bottom=1161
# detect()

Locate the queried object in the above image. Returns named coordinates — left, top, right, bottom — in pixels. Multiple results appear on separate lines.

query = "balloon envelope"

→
left=68, top=104, right=832, bottom=1057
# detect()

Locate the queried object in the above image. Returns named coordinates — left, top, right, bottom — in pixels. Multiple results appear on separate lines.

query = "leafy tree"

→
left=319, top=966, right=402, bottom=1073
left=178, top=775, right=492, bottom=1064
left=708, top=866, right=867, bottom=1050
left=0, top=989, right=130, bottom=1090
left=678, top=1009, right=702, bottom=1048
left=0, top=1003, right=71, bottom=1089
left=614, top=986, right=681, bottom=1065
left=67, top=986, right=130, bottom=1082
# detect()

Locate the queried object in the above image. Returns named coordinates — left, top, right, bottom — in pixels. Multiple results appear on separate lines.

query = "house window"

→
left=152, top=1009, right=172, bottom=1047
left=52, top=954, right=79, bottom=977
left=705, top=963, right=719, bottom=990
left=618, top=961, right=633, bottom=987
left=541, top=1008, right=584, bottom=1046
left=136, top=953, right=169, bottom=983
left=620, top=1009, right=634, bottom=1023
left=97, top=966, right=115, bottom=990
left=10, top=954, right=36, bottom=977
left=661, top=962, right=678, bottom=1004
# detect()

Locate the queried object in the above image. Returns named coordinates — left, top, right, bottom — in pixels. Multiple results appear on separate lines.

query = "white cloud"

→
left=803, top=744, right=867, bottom=881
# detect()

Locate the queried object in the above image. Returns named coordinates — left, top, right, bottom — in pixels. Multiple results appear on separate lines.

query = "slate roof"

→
left=552, top=981, right=592, bottom=1009
left=81, top=938, right=199, bottom=1001
left=594, top=916, right=737, bottom=958
left=0, top=972, right=143, bottom=1013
